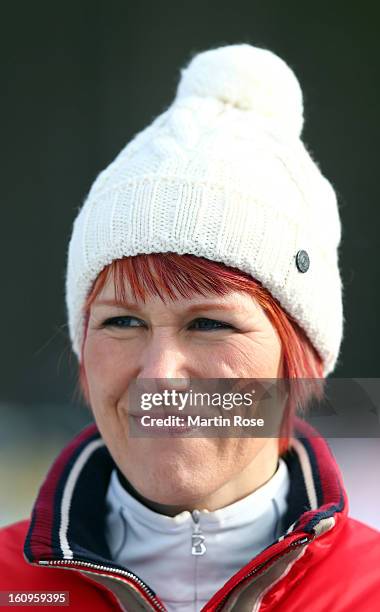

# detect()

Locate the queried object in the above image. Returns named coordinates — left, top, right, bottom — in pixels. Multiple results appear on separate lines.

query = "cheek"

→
left=209, top=333, right=282, bottom=378
left=245, top=334, right=282, bottom=378
left=83, top=336, right=132, bottom=408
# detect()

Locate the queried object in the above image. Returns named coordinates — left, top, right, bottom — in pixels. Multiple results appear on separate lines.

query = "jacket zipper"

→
left=191, top=509, right=206, bottom=556
left=38, top=559, right=166, bottom=611
left=36, top=535, right=312, bottom=611
left=210, top=534, right=312, bottom=612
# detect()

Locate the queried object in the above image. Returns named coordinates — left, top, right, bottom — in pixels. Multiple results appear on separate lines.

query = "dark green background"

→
left=1, top=1, right=379, bottom=405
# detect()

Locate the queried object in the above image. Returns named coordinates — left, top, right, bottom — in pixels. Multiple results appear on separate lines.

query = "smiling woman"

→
left=1, top=43, right=380, bottom=612
left=79, top=252, right=325, bottom=459
left=77, top=253, right=322, bottom=515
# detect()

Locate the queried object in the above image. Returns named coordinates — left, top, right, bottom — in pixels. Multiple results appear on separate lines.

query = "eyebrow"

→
left=93, top=299, right=246, bottom=314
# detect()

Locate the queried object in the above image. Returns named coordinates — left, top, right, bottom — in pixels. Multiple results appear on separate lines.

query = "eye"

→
left=102, top=316, right=144, bottom=328
left=100, top=316, right=234, bottom=331
left=189, top=318, right=234, bottom=331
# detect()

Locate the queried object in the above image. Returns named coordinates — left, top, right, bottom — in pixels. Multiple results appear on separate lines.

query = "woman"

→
left=1, top=44, right=379, bottom=611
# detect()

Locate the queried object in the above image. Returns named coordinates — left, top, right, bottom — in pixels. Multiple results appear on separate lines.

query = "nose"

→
left=136, top=334, right=190, bottom=391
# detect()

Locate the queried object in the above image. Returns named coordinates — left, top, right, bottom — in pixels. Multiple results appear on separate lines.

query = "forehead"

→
left=93, top=271, right=259, bottom=313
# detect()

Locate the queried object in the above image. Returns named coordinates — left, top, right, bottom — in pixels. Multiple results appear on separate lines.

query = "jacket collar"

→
left=24, top=418, right=347, bottom=567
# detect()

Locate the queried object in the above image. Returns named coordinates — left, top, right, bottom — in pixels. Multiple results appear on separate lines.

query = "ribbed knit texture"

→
left=65, top=44, right=344, bottom=375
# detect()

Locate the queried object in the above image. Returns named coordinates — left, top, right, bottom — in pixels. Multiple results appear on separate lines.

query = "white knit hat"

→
left=65, top=44, right=344, bottom=376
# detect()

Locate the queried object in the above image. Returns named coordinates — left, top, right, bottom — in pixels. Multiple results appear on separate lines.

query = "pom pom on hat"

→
left=176, top=44, right=304, bottom=138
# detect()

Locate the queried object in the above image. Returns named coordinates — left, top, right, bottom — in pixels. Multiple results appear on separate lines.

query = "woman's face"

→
left=83, top=273, right=284, bottom=512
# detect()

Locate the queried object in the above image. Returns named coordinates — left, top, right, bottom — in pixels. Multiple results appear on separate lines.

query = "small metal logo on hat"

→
left=296, top=250, right=310, bottom=273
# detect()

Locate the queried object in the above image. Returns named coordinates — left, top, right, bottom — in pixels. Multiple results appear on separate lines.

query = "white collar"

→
left=105, top=458, right=290, bottom=611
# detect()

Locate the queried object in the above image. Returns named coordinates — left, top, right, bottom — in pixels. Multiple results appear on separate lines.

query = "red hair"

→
left=77, top=253, right=325, bottom=455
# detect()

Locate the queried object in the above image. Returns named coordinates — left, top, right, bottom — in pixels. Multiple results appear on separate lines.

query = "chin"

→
left=134, top=460, right=223, bottom=508
left=119, top=437, right=232, bottom=507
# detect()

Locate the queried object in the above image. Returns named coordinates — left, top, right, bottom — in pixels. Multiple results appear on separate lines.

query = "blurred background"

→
left=1, top=1, right=379, bottom=529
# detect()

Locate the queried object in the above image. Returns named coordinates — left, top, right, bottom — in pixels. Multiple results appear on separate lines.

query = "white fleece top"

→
left=105, top=459, right=290, bottom=612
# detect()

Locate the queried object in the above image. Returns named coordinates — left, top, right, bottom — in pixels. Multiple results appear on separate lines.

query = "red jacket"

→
left=1, top=420, right=380, bottom=611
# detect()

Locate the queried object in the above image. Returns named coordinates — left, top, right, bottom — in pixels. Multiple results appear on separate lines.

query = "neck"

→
left=116, top=440, right=280, bottom=516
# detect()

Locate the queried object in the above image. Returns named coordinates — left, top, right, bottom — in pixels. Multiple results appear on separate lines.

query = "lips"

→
left=127, top=407, right=225, bottom=419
